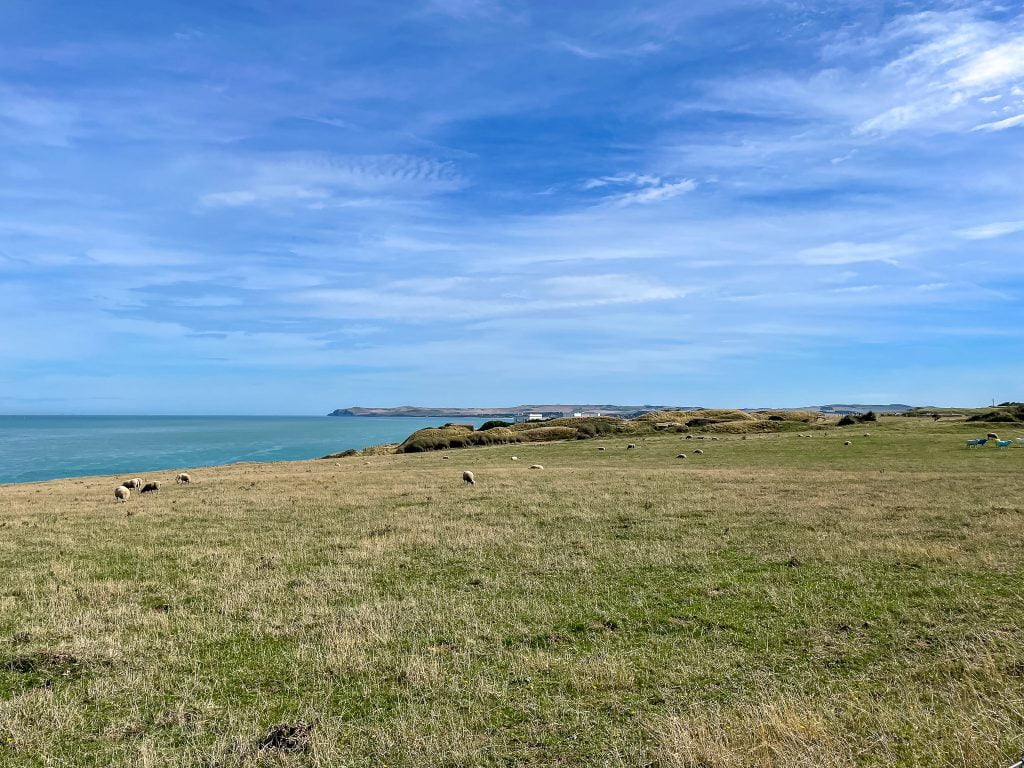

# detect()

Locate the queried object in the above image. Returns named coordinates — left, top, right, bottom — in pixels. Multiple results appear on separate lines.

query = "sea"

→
left=0, top=415, right=485, bottom=485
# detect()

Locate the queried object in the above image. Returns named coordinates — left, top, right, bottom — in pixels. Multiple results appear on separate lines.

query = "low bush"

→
left=479, top=420, right=513, bottom=431
left=516, top=426, right=578, bottom=442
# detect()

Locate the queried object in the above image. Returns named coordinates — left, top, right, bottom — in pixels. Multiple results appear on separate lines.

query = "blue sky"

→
left=2, top=0, right=1023, bottom=414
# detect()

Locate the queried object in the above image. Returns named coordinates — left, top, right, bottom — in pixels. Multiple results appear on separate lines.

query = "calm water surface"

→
left=0, top=416, right=483, bottom=484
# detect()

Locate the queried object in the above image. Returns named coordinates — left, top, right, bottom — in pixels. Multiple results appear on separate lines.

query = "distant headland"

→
left=328, top=403, right=914, bottom=418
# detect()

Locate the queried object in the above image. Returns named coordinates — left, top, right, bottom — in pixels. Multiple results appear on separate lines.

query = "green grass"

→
left=1, top=416, right=1023, bottom=766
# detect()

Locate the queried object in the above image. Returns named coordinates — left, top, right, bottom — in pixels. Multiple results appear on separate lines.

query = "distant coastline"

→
left=328, top=403, right=915, bottom=419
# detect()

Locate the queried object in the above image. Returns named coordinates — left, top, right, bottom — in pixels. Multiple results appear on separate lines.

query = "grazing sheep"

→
left=511, top=456, right=519, bottom=461
left=694, top=449, right=704, bottom=455
left=863, top=433, right=870, bottom=438
left=844, top=441, right=852, bottom=446
left=462, top=470, right=475, bottom=485
left=442, top=456, right=450, bottom=460
left=711, top=437, right=720, bottom=441
left=121, top=478, right=142, bottom=490
left=987, top=432, right=999, bottom=440
left=598, top=447, right=607, bottom=451
left=140, top=481, right=159, bottom=494
left=529, top=464, right=544, bottom=470
left=685, top=435, right=693, bottom=440
left=114, top=485, right=130, bottom=503
left=626, top=443, right=637, bottom=450
left=176, top=472, right=191, bottom=485
left=676, top=453, right=687, bottom=459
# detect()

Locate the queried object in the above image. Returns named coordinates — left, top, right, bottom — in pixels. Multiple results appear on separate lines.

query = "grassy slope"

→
left=1, top=416, right=1023, bottom=766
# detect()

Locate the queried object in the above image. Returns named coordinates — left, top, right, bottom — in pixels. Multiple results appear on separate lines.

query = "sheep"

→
left=626, top=443, right=637, bottom=450
left=114, top=485, right=130, bottom=503
left=121, top=478, right=142, bottom=490
left=529, top=464, right=544, bottom=470
left=140, top=481, right=159, bottom=494
left=863, top=433, right=870, bottom=438
left=511, top=456, right=519, bottom=461
left=462, top=470, right=475, bottom=485
left=176, top=472, right=191, bottom=485
left=694, top=449, right=704, bottom=455
left=598, top=447, right=607, bottom=451
left=685, top=435, right=693, bottom=440
left=844, top=441, right=852, bottom=446
left=676, top=453, right=687, bottom=459
left=442, top=456, right=450, bottom=460
left=987, top=432, right=999, bottom=440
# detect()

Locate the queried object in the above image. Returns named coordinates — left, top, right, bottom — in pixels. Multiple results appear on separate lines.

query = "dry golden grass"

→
left=1, top=416, right=1023, bottom=766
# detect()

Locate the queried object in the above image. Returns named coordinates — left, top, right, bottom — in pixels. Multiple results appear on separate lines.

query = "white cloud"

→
left=956, top=220, right=1024, bottom=240
left=200, top=153, right=467, bottom=208
left=795, top=241, right=913, bottom=266
left=555, top=39, right=662, bottom=60
left=613, top=178, right=697, bottom=205
left=0, top=87, right=79, bottom=146
left=971, top=113, right=1024, bottom=131
left=695, top=10, right=1024, bottom=138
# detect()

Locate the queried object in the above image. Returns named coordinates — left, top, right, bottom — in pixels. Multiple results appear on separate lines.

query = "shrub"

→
left=837, top=415, right=856, bottom=426
left=479, top=420, right=513, bottom=431
left=861, top=411, right=877, bottom=422
left=516, top=426, right=578, bottom=442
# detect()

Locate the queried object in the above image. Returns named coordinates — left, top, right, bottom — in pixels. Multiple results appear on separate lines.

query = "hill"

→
left=352, top=409, right=830, bottom=456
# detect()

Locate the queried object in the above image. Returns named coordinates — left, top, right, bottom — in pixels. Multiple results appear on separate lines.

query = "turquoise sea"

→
left=0, top=416, right=483, bottom=485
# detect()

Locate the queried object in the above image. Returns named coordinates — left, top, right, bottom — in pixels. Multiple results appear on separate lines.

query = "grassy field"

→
left=1, top=416, right=1023, bottom=766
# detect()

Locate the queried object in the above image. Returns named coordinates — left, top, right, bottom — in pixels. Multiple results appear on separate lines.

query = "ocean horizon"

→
left=0, top=415, right=484, bottom=485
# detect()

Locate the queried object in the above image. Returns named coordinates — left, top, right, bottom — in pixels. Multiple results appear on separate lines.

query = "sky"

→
left=1, top=0, right=1023, bottom=414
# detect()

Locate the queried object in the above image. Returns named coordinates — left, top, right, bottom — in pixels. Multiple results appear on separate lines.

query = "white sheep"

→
left=598, top=447, right=607, bottom=451
left=176, top=472, right=191, bottom=484
left=121, top=478, right=142, bottom=490
left=140, top=481, right=159, bottom=493
left=844, top=441, right=852, bottom=446
left=462, top=470, right=475, bottom=485
left=529, top=464, right=544, bottom=470
left=114, top=485, right=130, bottom=503
left=694, top=449, right=704, bottom=455
left=863, top=433, right=870, bottom=438
left=627, top=443, right=637, bottom=449
left=510, top=456, right=519, bottom=461
left=676, top=453, right=687, bottom=459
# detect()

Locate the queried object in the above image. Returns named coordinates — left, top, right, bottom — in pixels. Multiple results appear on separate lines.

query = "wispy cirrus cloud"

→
left=971, top=113, right=1024, bottom=131
left=582, top=173, right=698, bottom=206
left=956, top=221, right=1024, bottom=240
left=795, top=241, right=914, bottom=267
left=200, top=153, right=467, bottom=208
